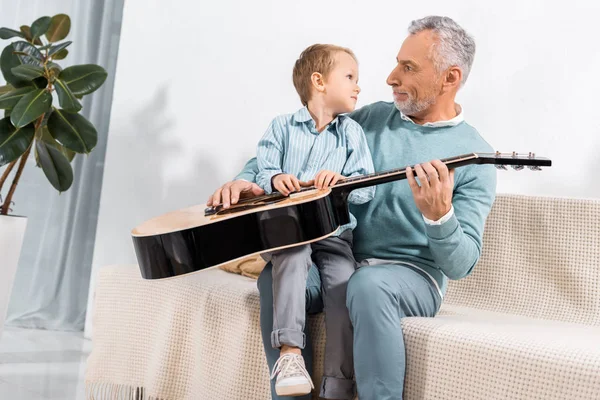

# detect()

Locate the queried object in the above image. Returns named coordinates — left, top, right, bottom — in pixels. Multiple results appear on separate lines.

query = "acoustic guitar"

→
left=132, top=152, right=551, bottom=279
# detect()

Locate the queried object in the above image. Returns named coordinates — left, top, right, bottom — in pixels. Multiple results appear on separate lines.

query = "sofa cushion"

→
left=403, top=305, right=600, bottom=399
left=446, top=194, right=600, bottom=326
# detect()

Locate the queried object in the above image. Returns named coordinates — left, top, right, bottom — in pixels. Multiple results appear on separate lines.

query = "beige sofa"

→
left=85, top=194, right=600, bottom=399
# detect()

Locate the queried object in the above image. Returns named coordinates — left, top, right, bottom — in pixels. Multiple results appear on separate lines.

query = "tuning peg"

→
left=527, top=165, right=542, bottom=171
left=528, top=152, right=535, bottom=158
left=495, top=164, right=508, bottom=170
left=511, top=165, right=525, bottom=171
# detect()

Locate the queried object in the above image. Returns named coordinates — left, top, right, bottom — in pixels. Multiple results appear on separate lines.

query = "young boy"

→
left=256, top=44, right=375, bottom=399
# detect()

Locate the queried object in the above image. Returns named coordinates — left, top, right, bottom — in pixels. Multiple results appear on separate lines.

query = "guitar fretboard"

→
left=333, top=153, right=478, bottom=191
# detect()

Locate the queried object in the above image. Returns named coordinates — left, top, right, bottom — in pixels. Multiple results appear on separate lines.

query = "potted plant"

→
left=0, top=14, right=107, bottom=336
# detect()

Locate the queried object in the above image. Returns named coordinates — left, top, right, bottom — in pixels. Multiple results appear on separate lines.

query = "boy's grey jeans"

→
left=258, top=237, right=442, bottom=400
left=262, top=230, right=356, bottom=400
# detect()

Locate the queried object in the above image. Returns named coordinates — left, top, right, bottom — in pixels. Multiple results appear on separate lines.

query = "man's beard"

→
left=393, top=92, right=436, bottom=116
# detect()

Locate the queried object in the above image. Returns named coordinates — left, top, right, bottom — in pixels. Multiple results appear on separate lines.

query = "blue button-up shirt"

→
left=256, top=106, right=375, bottom=233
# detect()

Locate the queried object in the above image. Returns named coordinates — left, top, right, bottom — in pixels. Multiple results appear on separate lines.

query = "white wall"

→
left=85, top=0, right=600, bottom=335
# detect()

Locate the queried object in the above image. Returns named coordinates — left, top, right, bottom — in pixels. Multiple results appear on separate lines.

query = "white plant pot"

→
left=0, top=215, right=27, bottom=338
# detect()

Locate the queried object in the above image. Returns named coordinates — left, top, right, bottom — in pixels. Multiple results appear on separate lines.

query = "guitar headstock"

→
left=475, top=152, right=552, bottom=171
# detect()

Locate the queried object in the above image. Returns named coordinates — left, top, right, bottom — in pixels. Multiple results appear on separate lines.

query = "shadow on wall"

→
left=98, top=84, right=252, bottom=265
left=97, top=84, right=178, bottom=264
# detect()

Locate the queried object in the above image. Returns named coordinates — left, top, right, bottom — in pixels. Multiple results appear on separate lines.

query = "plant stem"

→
left=0, top=160, right=17, bottom=194
left=0, top=114, right=45, bottom=216
left=1, top=146, right=31, bottom=215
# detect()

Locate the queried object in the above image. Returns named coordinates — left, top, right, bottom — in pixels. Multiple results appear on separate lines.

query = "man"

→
left=208, top=16, right=496, bottom=400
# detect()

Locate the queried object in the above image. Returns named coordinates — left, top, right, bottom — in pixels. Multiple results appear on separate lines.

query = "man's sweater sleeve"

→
left=234, top=158, right=259, bottom=183
left=425, top=164, right=497, bottom=280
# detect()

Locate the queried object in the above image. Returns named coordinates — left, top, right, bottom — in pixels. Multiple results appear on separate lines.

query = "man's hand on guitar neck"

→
left=207, top=180, right=265, bottom=209
left=406, top=160, right=455, bottom=221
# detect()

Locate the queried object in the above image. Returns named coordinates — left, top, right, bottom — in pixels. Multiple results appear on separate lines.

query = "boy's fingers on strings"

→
left=284, top=176, right=296, bottom=194
left=323, top=172, right=335, bottom=187
left=330, top=173, right=342, bottom=187
left=317, top=172, right=327, bottom=189
left=291, top=176, right=301, bottom=192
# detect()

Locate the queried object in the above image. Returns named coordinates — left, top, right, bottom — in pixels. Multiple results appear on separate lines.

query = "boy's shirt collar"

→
left=292, top=106, right=342, bottom=132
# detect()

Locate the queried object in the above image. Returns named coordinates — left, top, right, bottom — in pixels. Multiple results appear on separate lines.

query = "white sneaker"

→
left=270, top=353, right=314, bottom=396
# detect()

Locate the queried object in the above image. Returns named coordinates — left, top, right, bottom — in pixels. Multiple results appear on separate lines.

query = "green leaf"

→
left=61, top=143, right=76, bottom=162
left=1, top=45, right=31, bottom=87
left=0, top=116, right=34, bottom=167
left=45, top=14, right=71, bottom=43
left=38, top=43, right=53, bottom=51
left=19, top=26, right=42, bottom=45
left=0, top=28, right=25, bottom=40
left=47, top=62, right=62, bottom=81
left=12, top=41, right=44, bottom=66
left=52, top=49, right=68, bottom=60
left=11, top=64, right=45, bottom=81
left=48, top=41, right=71, bottom=57
left=35, top=125, right=50, bottom=166
left=0, top=84, right=14, bottom=95
left=10, top=88, right=52, bottom=128
left=31, top=17, right=52, bottom=39
left=35, top=137, right=73, bottom=191
left=4, top=109, right=11, bottom=117
left=34, top=142, right=41, bottom=167
left=59, top=64, right=107, bottom=96
left=54, top=78, right=82, bottom=112
left=47, top=108, right=97, bottom=153
left=37, top=125, right=75, bottom=164
left=32, top=76, right=48, bottom=89
left=0, top=87, right=35, bottom=109
left=47, top=62, right=62, bottom=74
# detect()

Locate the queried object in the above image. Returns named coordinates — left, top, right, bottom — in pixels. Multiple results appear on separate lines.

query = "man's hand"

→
left=207, top=180, right=265, bottom=209
left=406, top=160, right=454, bottom=221
left=312, top=170, right=344, bottom=189
left=272, top=174, right=302, bottom=196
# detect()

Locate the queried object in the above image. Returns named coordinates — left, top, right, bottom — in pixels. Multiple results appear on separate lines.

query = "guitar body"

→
left=132, top=188, right=350, bottom=279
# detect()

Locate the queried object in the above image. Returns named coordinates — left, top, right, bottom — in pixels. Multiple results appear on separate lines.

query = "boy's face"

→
left=323, top=52, right=360, bottom=114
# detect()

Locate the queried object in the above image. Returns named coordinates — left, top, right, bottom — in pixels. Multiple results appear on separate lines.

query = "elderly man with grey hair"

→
left=208, top=15, right=496, bottom=400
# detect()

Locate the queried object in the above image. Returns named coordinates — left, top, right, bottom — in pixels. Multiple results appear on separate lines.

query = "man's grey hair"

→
left=408, top=16, right=476, bottom=86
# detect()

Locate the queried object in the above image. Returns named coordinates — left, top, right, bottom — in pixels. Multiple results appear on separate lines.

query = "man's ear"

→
left=311, top=72, right=326, bottom=93
left=443, top=66, right=462, bottom=92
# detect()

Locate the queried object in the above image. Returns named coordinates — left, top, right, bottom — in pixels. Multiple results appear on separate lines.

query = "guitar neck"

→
left=332, top=153, right=479, bottom=193
left=331, top=151, right=551, bottom=193
left=207, top=152, right=551, bottom=215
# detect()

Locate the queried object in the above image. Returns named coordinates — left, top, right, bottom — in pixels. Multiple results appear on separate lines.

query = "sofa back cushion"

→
left=445, top=194, right=600, bottom=326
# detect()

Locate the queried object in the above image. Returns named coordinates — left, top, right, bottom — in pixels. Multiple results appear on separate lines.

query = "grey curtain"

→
left=0, top=0, right=124, bottom=331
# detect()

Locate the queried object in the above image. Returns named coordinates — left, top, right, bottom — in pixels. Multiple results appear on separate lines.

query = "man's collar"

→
left=400, top=104, right=464, bottom=128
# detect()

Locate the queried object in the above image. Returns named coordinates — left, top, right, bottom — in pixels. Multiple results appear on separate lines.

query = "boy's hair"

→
left=292, top=44, right=357, bottom=106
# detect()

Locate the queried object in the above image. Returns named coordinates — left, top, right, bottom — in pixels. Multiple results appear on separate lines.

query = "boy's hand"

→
left=272, top=174, right=302, bottom=196
left=313, top=170, right=344, bottom=189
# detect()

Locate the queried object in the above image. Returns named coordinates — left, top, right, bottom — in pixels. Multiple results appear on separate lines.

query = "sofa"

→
left=85, top=194, right=600, bottom=399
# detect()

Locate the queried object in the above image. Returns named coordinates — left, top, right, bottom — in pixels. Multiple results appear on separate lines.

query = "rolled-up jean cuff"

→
left=271, top=328, right=305, bottom=349
left=319, top=375, right=355, bottom=400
